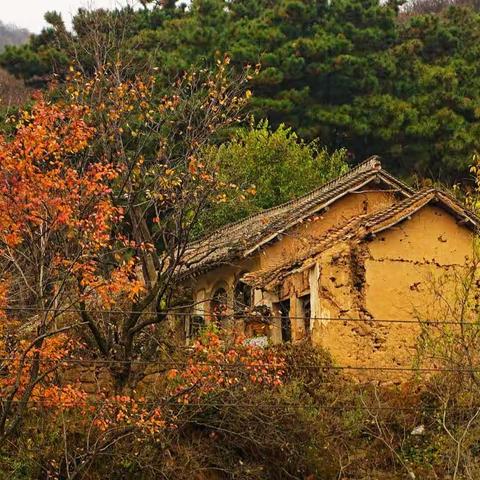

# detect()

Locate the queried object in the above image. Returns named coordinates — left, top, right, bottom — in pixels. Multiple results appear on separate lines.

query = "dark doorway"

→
left=279, top=299, right=291, bottom=342
left=189, top=315, right=205, bottom=339
left=211, top=287, right=228, bottom=324
left=300, top=294, right=311, bottom=338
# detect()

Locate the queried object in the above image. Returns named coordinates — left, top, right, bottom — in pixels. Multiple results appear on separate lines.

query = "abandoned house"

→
left=177, top=157, right=479, bottom=372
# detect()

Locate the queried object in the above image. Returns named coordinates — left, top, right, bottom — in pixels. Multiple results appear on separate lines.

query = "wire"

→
left=2, top=397, right=480, bottom=413
left=0, top=304, right=478, bottom=326
left=0, top=355, right=478, bottom=373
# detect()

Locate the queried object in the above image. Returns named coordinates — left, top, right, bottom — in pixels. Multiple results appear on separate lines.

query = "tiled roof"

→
left=178, top=157, right=414, bottom=278
left=243, top=189, right=479, bottom=289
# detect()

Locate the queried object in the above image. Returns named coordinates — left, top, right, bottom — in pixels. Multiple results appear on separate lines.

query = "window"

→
left=189, top=315, right=205, bottom=339
left=211, top=287, right=228, bottom=323
left=234, top=280, right=252, bottom=318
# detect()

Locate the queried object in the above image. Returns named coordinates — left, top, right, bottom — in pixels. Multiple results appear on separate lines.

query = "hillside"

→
left=0, top=67, right=30, bottom=107
left=1, top=0, right=479, bottom=181
left=0, top=20, right=29, bottom=51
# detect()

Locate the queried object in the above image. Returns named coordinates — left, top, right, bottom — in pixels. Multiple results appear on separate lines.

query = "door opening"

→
left=279, top=299, right=291, bottom=342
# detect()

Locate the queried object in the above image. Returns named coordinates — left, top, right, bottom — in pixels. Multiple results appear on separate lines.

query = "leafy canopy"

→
left=3, top=1, right=480, bottom=179
left=199, top=120, right=348, bottom=232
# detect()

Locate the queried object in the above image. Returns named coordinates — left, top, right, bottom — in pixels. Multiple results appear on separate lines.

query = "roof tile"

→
left=178, top=157, right=414, bottom=278
left=244, top=189, right=479, bottom=289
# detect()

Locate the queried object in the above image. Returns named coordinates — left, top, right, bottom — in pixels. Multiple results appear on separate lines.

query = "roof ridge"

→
left=244, top=188, right=457, bottom=288
left=332, top=189, right=434, bottom=240
left=360, top=187, right=480, bottom=234
left=188, top=156, right=384, bottom=247
left=242, top=214, right=367, bottom=287
left=432, top=189, right=480, bottom=226
left=362, top=188, right=434, bottom=228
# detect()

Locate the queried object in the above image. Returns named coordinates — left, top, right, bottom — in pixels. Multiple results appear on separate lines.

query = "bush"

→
left=2, top=340, right=479, bottom=479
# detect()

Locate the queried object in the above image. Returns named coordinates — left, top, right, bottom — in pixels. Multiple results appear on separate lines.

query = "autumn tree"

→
left=0, top=97, right=115, bottom=438
left=0, top=56, right=253, bottom=406
left=0, top=65, right=288, bottom=476
left=65, top=60, right=254, bottom=390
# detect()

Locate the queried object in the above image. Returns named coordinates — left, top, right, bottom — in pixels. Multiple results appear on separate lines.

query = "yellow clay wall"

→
left=314, top=205, right=475, bottom=380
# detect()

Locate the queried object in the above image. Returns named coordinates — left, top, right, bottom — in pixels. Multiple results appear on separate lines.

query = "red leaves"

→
left=0, top=97, right=108, bottom=249
left=167, top=331, right=285, bottom=403
left=88, top=332, right=285, bottom=437
left=0, top=96, right=146, bottom=308
left=0, top=333, right=87, bottom=411
left=93, top=396, right=165, bottom=435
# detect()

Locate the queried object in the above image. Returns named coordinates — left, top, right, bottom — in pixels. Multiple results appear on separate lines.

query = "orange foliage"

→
left=0, top=99, right=96, bottom=248
left=0, top=96, right=140, bottom=427
left=3, top=325, right=285, bottom=438
left=90, top=332, right=285, bottom=437
left=0, top=65, right=274, bottom=442
left=0, top=95, right=147, bottom=309
left=0, top=331, right=87, bottom=410
left=167, top=331, right=285, bottom=403
left=93, top=395, right=165, bottom=435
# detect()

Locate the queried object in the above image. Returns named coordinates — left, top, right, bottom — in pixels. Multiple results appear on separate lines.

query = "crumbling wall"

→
left=309, top=205, right=475, bottom=381
left=61, top=364, right=113, bottom=397
left=188, top=190, right=397, bottom=337
left=186, top=193, right=477, bottom=384
left=362, top=205, right=474, bottom=377
left=311, top=243, right=378, bottom=370
left=61, top=353, right=186, bottom=397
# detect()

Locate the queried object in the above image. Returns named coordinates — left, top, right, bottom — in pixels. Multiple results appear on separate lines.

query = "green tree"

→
left=198, top=121, right=348, bottom=232
left=5, top=0, right=480, bottom=180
